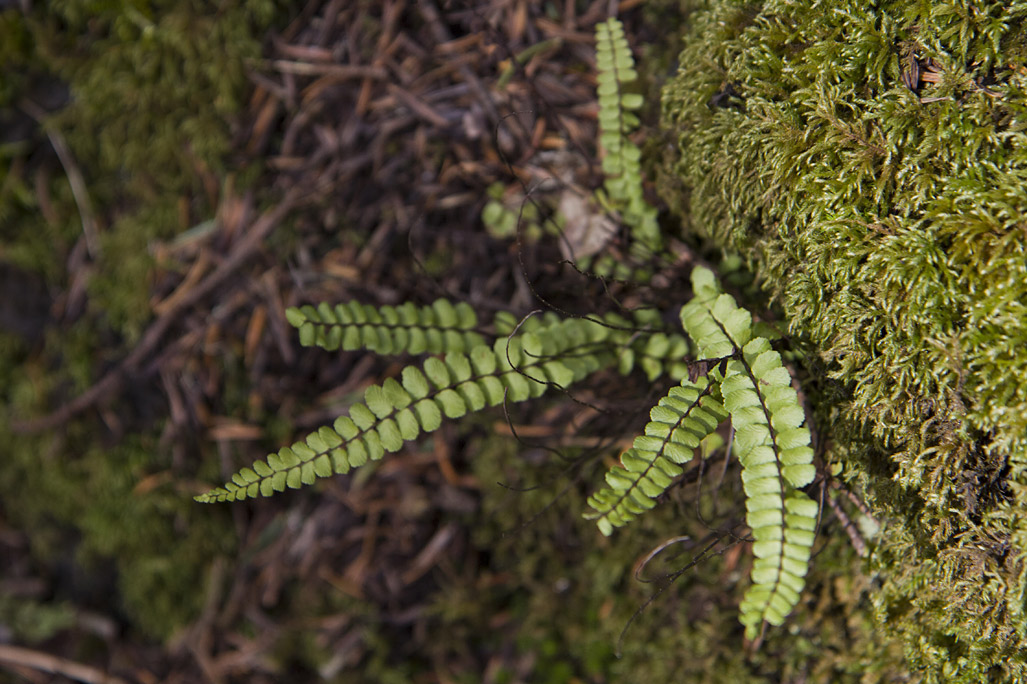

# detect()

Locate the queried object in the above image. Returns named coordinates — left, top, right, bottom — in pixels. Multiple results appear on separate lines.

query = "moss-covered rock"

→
left=660, top=0, right=1027, bottom=679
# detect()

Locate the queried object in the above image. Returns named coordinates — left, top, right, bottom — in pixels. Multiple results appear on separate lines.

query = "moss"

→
left=0, top=596, right=76, bottom=644
left=88, top=202, right=181, bottom=342
left=0, top=414, right=236, bottom=639
left=0, top=13, right=34, bottom=105
left=0, top=0, right=283, bottom=628
left=660, top=0, right=1027, bottom=677
left=0, top=1, right=293, bottom=639
left=1, top=1, right=285, bottom=342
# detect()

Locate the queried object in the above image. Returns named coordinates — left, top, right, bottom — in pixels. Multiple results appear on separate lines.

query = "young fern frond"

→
left=285, top=299, right=485, bottom=355
left=586, top=266, right=817, bottom=638
left=594, top=17, right=660, bottom=253
left=585, top=375, right=728, bottom=535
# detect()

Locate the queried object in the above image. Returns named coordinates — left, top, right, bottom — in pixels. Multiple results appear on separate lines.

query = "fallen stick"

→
left=0, top=644, right=130, bottom=684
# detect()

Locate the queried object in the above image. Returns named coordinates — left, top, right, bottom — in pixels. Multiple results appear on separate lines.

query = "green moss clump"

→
left=0, top=3, right=288, bottom=639
left=661, top=0, right=1027, bottom=678
left=2, top=1, right=283, bottom=341
left=0, top=596, right=76, bottom=644
left=0, top=418, right=236, bottom=639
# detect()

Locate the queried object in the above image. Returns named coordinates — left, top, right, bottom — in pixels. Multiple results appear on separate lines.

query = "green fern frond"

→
left=679, top=266, right=752, bottom=358
left=681, top=267, right=817, bottom=639
left=196, top=316, right=622, bottom=503
left=584, top=266, right=816, bottom=638
left=594, top=17, right=660, bottom=252
left=726, top=338, right=817, bottom=637
left=585, top=375, right=728, bottom=535
left=284, top=299, right=485, bottom=355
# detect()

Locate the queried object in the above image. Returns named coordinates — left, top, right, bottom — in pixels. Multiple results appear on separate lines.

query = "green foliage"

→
left=202, top=270, right=817, bottom=638
left=661, top=0, right=1027, bottom=675
left=0, top=421, right=234, bottom=640
left=0, top=12, right=33, bottom=105
left=286, top=299, right=486, bottom=355
left=196, top=12, right=824, bottom=646
left=0, top=0, right=287, bottom=642
left=481, top=182, right=546, bottom=240
left=595, top=18, right=660, bottom=253
left=199, top=290, right=699, bottom=503
left=686, top=270, right=817, bottom=637
left=197, top=308, right=626, bottom=502
left=586, top=267, right=816, bottom=638
left=415, top=410, right=904, bottom=684
left=39, top=1, right=275, bottom=185
left=0, top=596, right=76, bottom=644
left=477, top=19, right=663, bottom=282
left=585, top=374, right=727, bottom=535
left=1, top=1, right=282, bottom=341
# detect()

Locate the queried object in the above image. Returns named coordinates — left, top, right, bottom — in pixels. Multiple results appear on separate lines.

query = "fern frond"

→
left=594, top=17, right=660, bottom=252
left=585, top=375, right=728, bottom=535
left=196, top=317, right=620, bottom=503
left=285, top=299, right=485, bottom=355
left=682, top=267, right=817, bottom=639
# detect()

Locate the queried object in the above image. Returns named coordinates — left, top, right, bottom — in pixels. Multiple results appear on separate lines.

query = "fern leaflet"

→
left=285, top=299, right=485, bottom=355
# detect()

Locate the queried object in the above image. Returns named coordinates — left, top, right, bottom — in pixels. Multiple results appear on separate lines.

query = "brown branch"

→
left=20, top=98, right=100, bottom=259
left=0, top=644, right=130, bottom=684
left=826, top=488, right=868, bottom=558
left=269, top=59, right=388, bottom=80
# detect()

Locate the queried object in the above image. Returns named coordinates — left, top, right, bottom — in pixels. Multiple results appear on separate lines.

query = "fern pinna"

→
left=585, top=267, right=817, bottom=638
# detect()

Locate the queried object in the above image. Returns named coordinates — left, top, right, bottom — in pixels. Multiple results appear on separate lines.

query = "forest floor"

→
left=1, top=2, right=710, bottom=683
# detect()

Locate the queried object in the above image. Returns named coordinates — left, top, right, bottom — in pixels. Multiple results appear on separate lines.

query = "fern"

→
left=585, top=374, right=728, bottom=535
left=586, top=267, right=817, bottom=638
left=594, top=17, right=660, bottom=253
left=200, top=283, right=816, bottom=638
left=198, top=16, right=818, bottom=644
left=196, top=309, right=639, bottom=503
left=476, top=18, right=659, bottom=280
